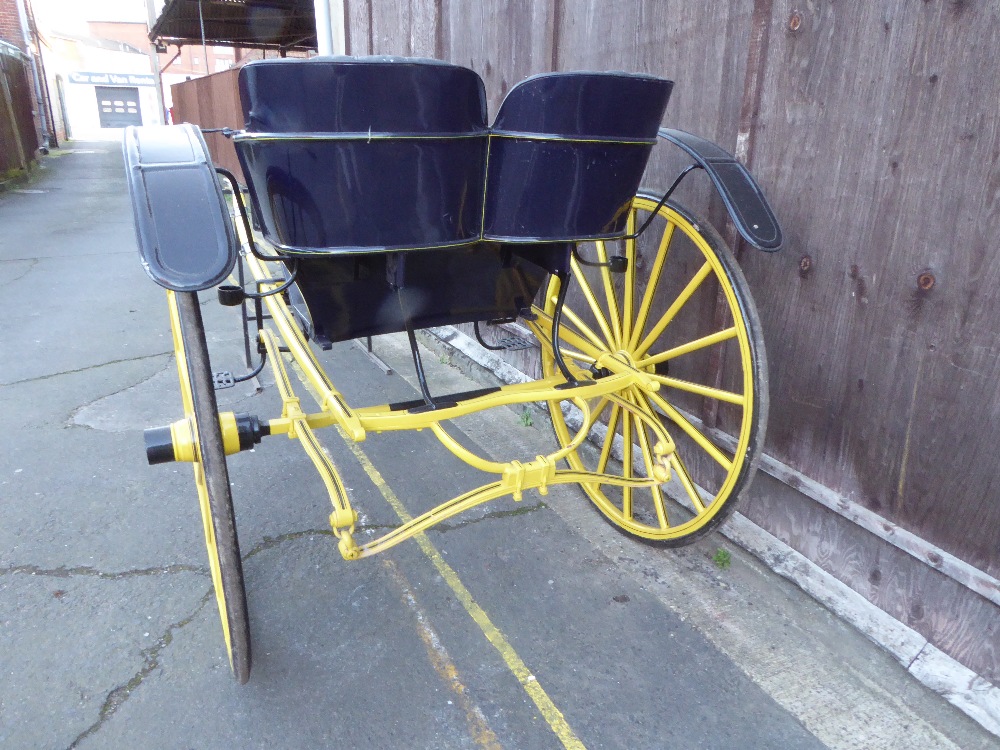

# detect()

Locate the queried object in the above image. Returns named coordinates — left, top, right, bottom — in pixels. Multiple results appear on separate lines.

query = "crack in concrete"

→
left=907, top=641, right=930, bottom=671
left=66, top=590, right=214, bottom=749
left=243, top=528, right=336, bottom=560
left=238, top=503, right=549, bottom=557
left=1, top=351, right=172, bottom=389
left=238, top=501, right=547, bottom=559
left=50, top=503, right=543, bottom=747
left=242, top=524, right=399, bottom=560
left=0, top=563, right=208, bottom=579
left=65, top=359, right=174, bottom=428
left=430, top=501, right=547, bottom=533
left=0, top=257, right=39, bottom=288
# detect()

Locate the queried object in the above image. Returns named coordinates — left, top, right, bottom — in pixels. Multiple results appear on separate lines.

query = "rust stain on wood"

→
left=895, top=355, right=924, bottom=516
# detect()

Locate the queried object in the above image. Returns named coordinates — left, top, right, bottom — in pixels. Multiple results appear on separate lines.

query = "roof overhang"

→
left=149, top=0, right=317, bottom=51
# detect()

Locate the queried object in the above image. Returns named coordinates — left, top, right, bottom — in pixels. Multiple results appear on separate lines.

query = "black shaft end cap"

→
left=145, top=426, right=175, bottom=465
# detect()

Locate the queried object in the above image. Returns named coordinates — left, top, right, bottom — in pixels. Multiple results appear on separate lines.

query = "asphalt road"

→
left=1, top=144, right=994, bottom=750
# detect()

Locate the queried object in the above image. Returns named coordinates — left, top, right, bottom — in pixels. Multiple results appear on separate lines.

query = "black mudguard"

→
left=122, top=123, right=238, bottom=291
left=658, top=128, right=782, bottom=251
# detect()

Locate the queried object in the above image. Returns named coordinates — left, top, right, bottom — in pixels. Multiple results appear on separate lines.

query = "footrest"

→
left=213, top=371, right=235, bottom=389
left=493, top=335, right=535, bottom=351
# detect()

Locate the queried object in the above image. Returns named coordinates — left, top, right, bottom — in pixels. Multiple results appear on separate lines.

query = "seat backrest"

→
left=235, top=57, right=488, bottom=253
left=483, top=72, right=673, bottom=242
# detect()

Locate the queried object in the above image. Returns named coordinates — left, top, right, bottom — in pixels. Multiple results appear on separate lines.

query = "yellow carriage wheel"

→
left=541, top=196, right=768, bottom=546
left=169, top=290, right=252, bottom=682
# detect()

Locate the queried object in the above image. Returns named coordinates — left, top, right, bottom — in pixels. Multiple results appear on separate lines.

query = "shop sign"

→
left=68, top=71, right=156, bottom=87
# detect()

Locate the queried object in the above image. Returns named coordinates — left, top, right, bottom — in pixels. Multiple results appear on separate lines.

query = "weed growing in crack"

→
left=712, top=547, right=732, bottom=570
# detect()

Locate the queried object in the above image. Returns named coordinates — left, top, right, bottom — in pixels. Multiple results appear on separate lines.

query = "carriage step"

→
left=213, top=371, right=236, bottom=389
left=492, top=335, right=534, bottom=351
left=389, top=386, right=500, bottom=413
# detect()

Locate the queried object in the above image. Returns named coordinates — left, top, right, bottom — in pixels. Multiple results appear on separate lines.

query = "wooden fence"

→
left=170, top=66, right=243, bottom=178
left=172, top=0, right=1000, bottom=685
left=0, top=41, right=37, bottom=174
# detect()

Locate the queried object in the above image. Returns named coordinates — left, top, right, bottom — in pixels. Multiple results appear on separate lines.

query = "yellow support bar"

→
left=352, top=370, right=641, bottom=433
left=258, top=329, right=359, bottom=556
left=352, top=468, right=659, bottom=559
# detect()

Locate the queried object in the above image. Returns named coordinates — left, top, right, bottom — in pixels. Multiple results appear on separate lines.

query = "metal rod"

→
left=550, top=271, right=577, bottom=384
left=406, top=325, right=436, bottom=407
left=198, top=0, right=208, bottom=74
left=314, top=0, right=334, bottom=55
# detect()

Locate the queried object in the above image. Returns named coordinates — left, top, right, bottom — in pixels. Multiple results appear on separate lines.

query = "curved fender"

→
left=122, top=124, right=238, bottom=291
left=658, top=128, right=782, bottom=251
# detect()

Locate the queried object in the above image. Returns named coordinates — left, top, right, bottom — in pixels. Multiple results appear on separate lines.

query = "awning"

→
left=149, top=0, right=317, bottom=51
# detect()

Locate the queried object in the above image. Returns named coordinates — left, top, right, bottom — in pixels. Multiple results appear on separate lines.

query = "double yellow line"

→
left=342, top=438, right=586, bottom=750
left=283, top=354, right=585, bottom=748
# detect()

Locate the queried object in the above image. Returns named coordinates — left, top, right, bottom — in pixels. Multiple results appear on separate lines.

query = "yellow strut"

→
left=259, top=329, right=360, bottom=558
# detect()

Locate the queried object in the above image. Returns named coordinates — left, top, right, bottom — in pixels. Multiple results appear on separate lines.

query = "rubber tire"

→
left=175, top=291, right=252, bottom=682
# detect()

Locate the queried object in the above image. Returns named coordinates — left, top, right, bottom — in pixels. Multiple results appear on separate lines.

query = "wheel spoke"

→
left=647, top=391, right=734, bottom=471
left=595, top=240, right=623, bottom=348
left=638, top=326, right=738, bottom=368
left=584, top=396, right=611, bottom=433
left=637, top=261, right=713, bottom=357
left=633, top=408, right=669, bottom=529
left=596, top=403, right=622, bottom=476
left=669, top=452, right=707, bottom=513
left=621, top=209, right=638, bottom=344
left=621, top=408, right=633, bottom=518
left=570, top=255, right=618, bottom=348
left=649, top=373, right=746, bottom=406
left=559, top=348, right=597, bottom=365
left=552, top=297, right=612, bottom=355
left=530, top=308, right=604, bottom=363
left=628, top=220, right=674, bottom=351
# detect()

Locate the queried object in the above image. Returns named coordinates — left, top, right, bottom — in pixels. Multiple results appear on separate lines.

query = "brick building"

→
left=87, top=20, right=235, bottom=117
left=0, top=0, right=28, bottom=52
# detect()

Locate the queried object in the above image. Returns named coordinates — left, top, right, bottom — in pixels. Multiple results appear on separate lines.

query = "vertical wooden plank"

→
left=442, top=0, right=555, bottom=112
left=409, top=0, right=440, bottom=57
left=369, top=0, right=413, bottom=55
left=552, top=0, right=754, bottom=223
left=0, top=53, right=29, bottom=171
left=344, top=0, right=374, bottom=55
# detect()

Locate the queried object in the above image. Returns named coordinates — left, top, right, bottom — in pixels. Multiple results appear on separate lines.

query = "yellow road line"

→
left=382, top=556, right=502, bottom=750
left=340, top=436, right=587, bottom=750
left=283, top=354, right=586, bottom=749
